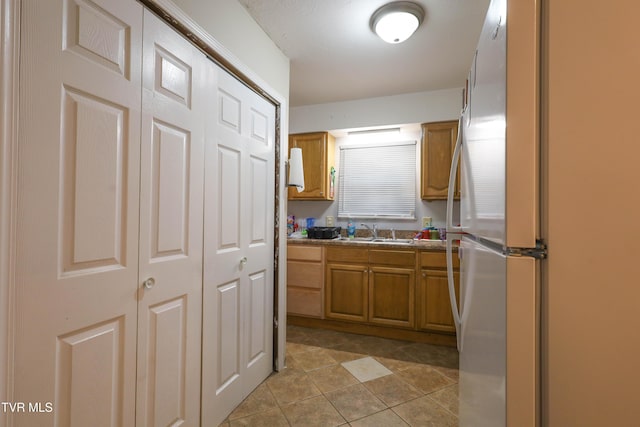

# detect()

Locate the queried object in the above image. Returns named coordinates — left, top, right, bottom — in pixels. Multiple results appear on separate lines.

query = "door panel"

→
left=202, top=68, right=275, bottom=427
left=368, top=266, right=415, bottom=328
left=136, top=10, right=206, bottom=426
left=150, top=121, right=190, bottom=258
left=60, top=87, right=129, bottom=273
left=248, top=270, right=268, bottom=364
left=143, top=297, right=188, bottom=426
left=15, top=0, right=142, bottom=425
left=56, top=318, right=125, bottom=427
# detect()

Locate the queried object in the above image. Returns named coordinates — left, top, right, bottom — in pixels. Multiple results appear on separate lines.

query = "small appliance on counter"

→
left=307, top=227, right=341, bottom=239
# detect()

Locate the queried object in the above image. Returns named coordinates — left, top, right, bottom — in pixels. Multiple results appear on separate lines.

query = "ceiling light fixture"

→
left=370, top=1, right=425, bottom=44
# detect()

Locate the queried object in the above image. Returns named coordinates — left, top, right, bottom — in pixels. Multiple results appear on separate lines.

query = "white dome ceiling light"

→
left=370, top=2, right=425, bottom=44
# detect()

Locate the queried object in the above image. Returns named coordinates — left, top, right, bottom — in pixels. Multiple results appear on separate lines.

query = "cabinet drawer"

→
left=287, top=260, right=323, bottom=289
left=420, top=251, right=459, bottom=269
left=326, top=246, right=368, bottom=263
left=369, top=249, right=415, bottom=267
left=287, top=288, right=322, bottom=318
left=288, top=245, right=323, bottom=261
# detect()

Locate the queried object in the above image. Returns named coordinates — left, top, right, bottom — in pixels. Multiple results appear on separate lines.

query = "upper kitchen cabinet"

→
left=288, top=132, right=335, bottom=200
left=421, top=121, right=460, bottom=200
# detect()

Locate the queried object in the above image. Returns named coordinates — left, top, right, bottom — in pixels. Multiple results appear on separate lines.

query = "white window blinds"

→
left=338, top=141, right=416, bottom=219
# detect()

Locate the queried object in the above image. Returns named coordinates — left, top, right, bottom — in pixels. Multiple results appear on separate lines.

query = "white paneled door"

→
left=201, top=70, right=276, bottom=426
left=15, top=0, right=276, bottom=425
left=15, top=0, right=143, bottom=425
left=136, top=11, right=208, bottom=426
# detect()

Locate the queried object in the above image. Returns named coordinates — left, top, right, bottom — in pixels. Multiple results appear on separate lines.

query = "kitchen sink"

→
left=344, top=237, right=414, bottom=245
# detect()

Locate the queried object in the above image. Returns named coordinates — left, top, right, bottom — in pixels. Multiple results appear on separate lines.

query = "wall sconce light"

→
left=370, top=2, right=425, bottom=44
left=287, top=147, right=305, bottom=192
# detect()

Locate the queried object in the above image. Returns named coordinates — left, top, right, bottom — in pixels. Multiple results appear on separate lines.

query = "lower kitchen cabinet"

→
left=417, top=250, right=460, bottom=333
left=289, top=243, right=460, bottom=343
left=287, top=245, right=324, bottom=318
left=325, top=246, right=416, bottom=329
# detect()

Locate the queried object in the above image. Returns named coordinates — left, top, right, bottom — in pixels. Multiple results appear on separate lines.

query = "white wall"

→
left=288, top=88, right=462, bottom=233
left=290, top=88, right=462, bottom=133
left=170, top=0, right=290, bottom=99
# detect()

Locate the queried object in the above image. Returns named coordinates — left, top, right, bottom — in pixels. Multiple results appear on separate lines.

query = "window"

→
left=338, top=141, right=416, bottom=219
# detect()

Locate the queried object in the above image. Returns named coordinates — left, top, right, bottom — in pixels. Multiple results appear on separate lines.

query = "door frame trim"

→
left=138, top=0, right=289, bottom=372
left=1, top=0, right=20, bottom=423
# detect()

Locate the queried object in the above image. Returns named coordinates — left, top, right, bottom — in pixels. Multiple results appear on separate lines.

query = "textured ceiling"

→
left=237, top=0, right=490, bottom=107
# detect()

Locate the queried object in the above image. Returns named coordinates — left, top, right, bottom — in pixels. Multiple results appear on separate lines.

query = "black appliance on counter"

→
left=307, top=226, right=341, bottom=239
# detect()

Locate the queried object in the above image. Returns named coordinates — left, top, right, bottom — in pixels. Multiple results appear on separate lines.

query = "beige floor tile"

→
left=229, top=407, right=289, bottom=427
left=227, top=326, right=460, bottom=426
left=349, top=409, right=409, bottom=427
left=392, top=395, right=458, bottom=427
left=324, top=383, right=387, bottom=422
left=266, top=369, right=321, bottom=405
left=228, top=383, right=278, bottom=420
left=281, top=395, right=346, bottom=427
left=374, top=356, right=421, bottom=373
left=402, top=342, right=459, bottom=369
left=284, top=353, right=303, bottom=370
left=323, top=348, right=367, bottom=364
left=363, top=374, right=423, bottom=407
left=342, top=356, right=392, bottom=382
left=428, top=384, right=459, bottom=416
left=290, top=348, right=338, bottom=372
left=434, top=365, right=460, bottom=382
left=395, top=364, right=454, bottom=394
left=308, top=363, right=359, bottom=393
left=286, top=341, right=322, bottom=355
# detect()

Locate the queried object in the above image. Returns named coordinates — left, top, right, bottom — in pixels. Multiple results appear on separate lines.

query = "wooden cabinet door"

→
left=288, top=132, right=334, bottom=200
left=418, top=268, right=460, bottom=333
left=421, top=121, right=460, bottom=200
left=368, top=266, right=415, bottom=328
left=325, top=263, right=369, bottom=322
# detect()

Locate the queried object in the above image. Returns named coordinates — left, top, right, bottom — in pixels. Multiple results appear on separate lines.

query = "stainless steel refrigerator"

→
left=445, top=0, right=543, bottom=425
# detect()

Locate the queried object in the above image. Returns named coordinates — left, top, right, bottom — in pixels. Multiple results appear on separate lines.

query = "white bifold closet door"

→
left=201, top=69, right=276, bottom=426
left=135, top=10, right=208, bottom=427
left=15, top=0, right=275, bottom=426
left=15, top=0, right=143, bottom=425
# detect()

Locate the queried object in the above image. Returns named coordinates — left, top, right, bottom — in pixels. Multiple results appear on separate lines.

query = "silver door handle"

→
left=239, top=257, right=248, bottom=270
left=143, top=277, right=155, bottom=290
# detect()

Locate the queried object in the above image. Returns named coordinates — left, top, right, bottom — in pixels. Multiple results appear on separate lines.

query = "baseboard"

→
left=287, top=315, right=456, bottom=347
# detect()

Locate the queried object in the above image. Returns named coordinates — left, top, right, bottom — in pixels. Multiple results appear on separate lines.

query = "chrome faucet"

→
left=360, top=223, right=378, bottom=239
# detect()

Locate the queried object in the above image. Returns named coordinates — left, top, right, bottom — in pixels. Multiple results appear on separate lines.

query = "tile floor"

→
left=219, top=325, right=459, bottom=426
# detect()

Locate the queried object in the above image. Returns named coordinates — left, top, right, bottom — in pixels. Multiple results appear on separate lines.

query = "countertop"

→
left=287, top=237, right=454, bottom=251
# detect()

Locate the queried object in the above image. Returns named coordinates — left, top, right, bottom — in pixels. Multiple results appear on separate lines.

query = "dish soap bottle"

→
left=347, top=219, right=355, bottom=239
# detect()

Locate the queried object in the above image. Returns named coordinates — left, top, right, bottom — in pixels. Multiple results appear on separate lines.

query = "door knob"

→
left=143, top=277, right=155, bottom=290
left=239, top=257, right=248, bottom=270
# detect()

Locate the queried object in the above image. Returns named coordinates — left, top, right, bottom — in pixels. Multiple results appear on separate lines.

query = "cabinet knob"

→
left=143, top=277, right=155, bottom=290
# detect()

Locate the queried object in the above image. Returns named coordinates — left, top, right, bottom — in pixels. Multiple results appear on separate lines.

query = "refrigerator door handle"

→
left=446, top=236, right=463, bottom=351
left=446, top=113, right=464, bottom=234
